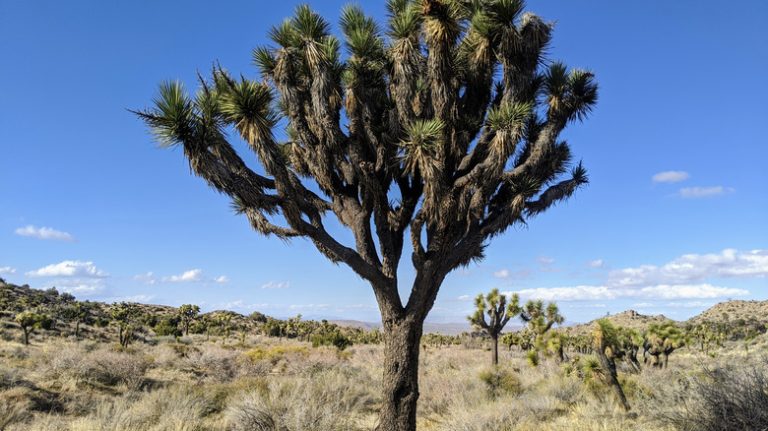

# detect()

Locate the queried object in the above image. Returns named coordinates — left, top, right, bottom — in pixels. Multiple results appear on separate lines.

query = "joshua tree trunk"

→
left=596, top=348, right=630, bottom=411
left=377, top=317, right=423, bottom=431
left=75, top=320, right=80, bottom=339
left=627, top=350, right=641, bottom=373
left=491, top=334, right=499, bottom=366
left=22, top=327, right=29, bottom=345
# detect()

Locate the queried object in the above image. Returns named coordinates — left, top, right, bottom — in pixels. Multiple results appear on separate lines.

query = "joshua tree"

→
left=136, top=1, right=596, bottom=427
left=593, top=319, right=631, bottom=411
left=688, top=323, right=721, bottom=355
left=644, top=322, right=684, bottom=368
left=110, top=302, right=139, bottom=347
left=15, top=311, right=46, bottom=345
left=501, top=331, right=527, bottom=351
left=61, top=302, right=93, bottom=339
left=615, top=326, right=643, bottom=373
left=178, top=304, right=200, bottom=336
left=468, top=288, right=521, bottom=365
left=212, top=313, right=235, bottom=340
left=519, top=299, right=564, bottom=364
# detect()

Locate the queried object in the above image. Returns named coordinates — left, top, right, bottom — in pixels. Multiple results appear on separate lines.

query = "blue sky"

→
left=1, top=1, right=766, bottom=324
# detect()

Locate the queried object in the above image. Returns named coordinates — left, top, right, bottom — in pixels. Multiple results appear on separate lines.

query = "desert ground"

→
left=2, top=281, right=767, bottom=431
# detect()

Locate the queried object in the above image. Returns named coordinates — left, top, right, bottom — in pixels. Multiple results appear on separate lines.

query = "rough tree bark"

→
left=491, top=334, right=499, bottom=366
left=379, top=317, right=424, bottom=430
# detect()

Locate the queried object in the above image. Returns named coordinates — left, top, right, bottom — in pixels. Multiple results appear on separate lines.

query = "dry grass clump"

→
left=654, top=360, right=768, bottom=431
left=68, top=386, right=210, bottom=431
left=225, top=367, right=375, bottom=431
left=43, top=345, right=150, bottom=390
left=181, top=344, right=240, bottom=382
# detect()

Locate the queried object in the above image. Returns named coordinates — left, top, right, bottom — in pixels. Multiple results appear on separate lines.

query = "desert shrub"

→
left=657, top=362, right=768, bottom=431
left=67, top=386, right=209, bottom=431
left=479, top=367, right=522, bottom=399
left=0, top=388, right=34, bottom=429
left=46, top=347, right=149, bottom=390
left=153, top=317, right=182, bottom=337
left=243, top=345, right=308, bottom=366
left=0, top=366, right=21, bottom=390
left=437, top=400, right=520, bottom=431
left=526, top=350, right=539, bottom=367
left=182, top=345, right=239, bottom=382
left=310, top=328, right=352, bottom=351
left=225, top=368, right=373, bottom=431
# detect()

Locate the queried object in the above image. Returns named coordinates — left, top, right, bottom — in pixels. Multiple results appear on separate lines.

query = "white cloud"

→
left=26, top=260, right=108, bottom=278
left=133, top=272, right=157, bottom=285
left=664, top=301, right=716, bottom=308
left=652, top=170, right=689, bottom=183
left=54, top=282, right=105, bottom=294
left=261, top=281, right=290, bottom=289
left=609, top=249, right=768, bottom=287
left=636, top=284, right=747, bottom=300
left=508, top=283, right=747, bottom=302
left=163, top=269, right=203, bottom=283
left=214, top=275, right=229, bottom=284
left=538, top=256, right=555, bottom=265
left=505, top=249, right=762, bottom=303
left=493, top=269, right=510, bottom=279
left=289, top=303, right=330, bottom=310
left=588, top=259, right=604, bottom=268
left=457, top=294, right=471, bottom=301
left=511, top=286, right=617, bottom=301
left=14, top=225, right=75, bottom=241
left=678, top=186, right=734, bottom=198
left=0, top=266, right=16, bottom=275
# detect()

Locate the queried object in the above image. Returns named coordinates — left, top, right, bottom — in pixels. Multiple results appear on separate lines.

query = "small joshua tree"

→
left=15, top=311, right=45, bottom=345
left=110, top=302, right=139, bottom=347
left=468, top=288, right=521, bottom=365
left=61, top=302, right=93, bottom=339
left=178, top=304, right=200, bottom=336
left=519, top=299, right=563, bottom=364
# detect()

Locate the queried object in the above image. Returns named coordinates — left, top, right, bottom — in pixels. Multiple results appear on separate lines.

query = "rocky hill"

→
left=563, top=309, right=674, bottom=336
left=687, top=300, right=768, bottom=327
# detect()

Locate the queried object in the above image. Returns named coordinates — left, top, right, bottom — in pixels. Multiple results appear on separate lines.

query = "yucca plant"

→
left=135, top=1, right=596, bottom=429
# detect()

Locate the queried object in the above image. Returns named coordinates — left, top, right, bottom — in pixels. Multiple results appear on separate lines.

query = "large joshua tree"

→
left=136, top=1, right=597, bottom=429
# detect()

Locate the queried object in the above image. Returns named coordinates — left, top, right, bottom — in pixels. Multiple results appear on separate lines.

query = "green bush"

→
left=479, top=367, right=522, bottom=399
left=526, top=351, right=539, bottom=367
left=154, top=317, right=182, bottom=337
left=311, top=329, right=352, bottom=351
